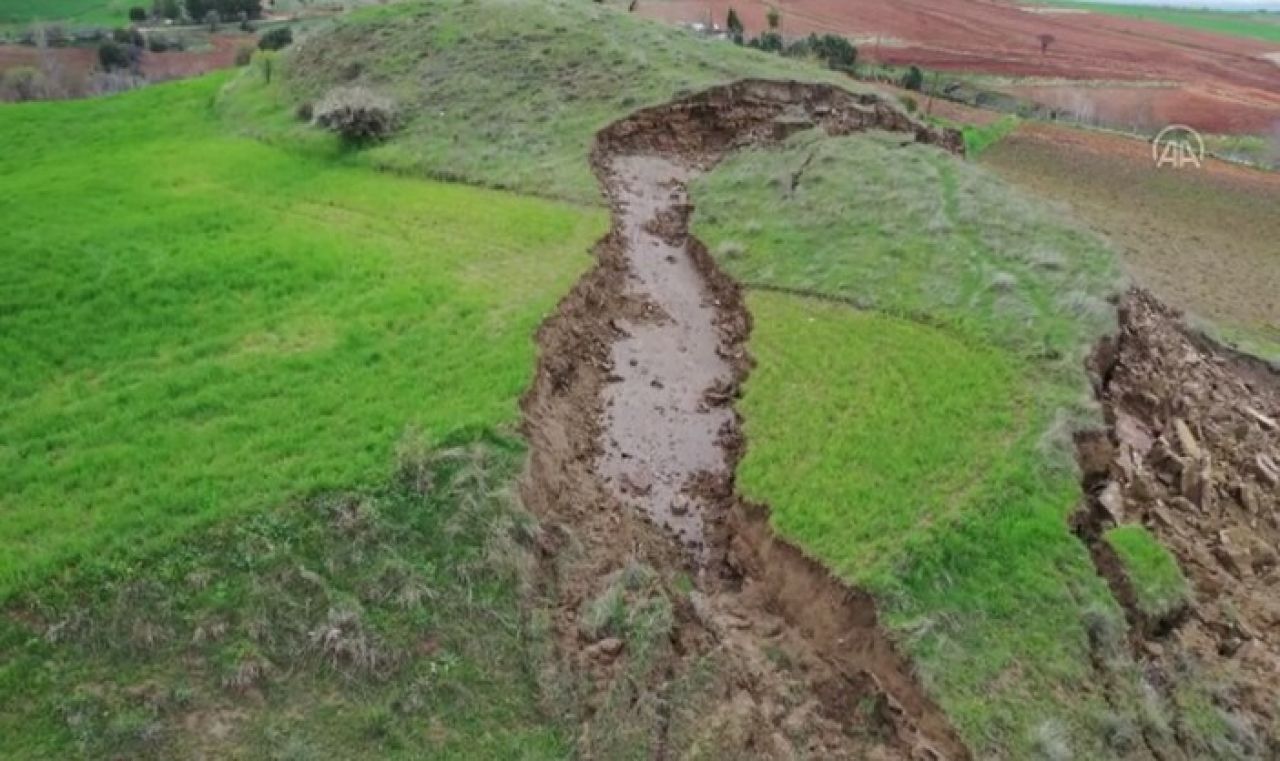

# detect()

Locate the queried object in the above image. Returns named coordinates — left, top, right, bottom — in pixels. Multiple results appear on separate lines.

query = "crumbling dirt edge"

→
left=1070, top=289, right=1280, bottom=758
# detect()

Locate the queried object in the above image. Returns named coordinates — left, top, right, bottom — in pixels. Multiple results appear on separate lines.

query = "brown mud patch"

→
left=519, top=80, right=969, bottom=759
left=1074, top=289, right=1280, bottom=757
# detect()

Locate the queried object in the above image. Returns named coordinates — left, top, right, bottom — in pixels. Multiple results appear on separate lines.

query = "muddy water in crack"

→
left=598, top=154, right=732, bottom=560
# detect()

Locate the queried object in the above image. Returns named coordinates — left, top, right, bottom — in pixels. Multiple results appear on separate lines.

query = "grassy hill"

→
left=219, top=0, right=857, bottom=204
left=0, top=0, right=128, bottom=27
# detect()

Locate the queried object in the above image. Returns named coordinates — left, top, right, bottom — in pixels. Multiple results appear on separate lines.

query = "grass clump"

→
left=962, top=114, right=1019, bottom=157
left=1104, top=525, right=1190, bottom=622
left=0, top=73, right=601, bottom=598
left=218, top=0, right=861, bottom=203
left=0, top=437, right=572, bottom=759
left=691, top=130, right=1133, bottom=756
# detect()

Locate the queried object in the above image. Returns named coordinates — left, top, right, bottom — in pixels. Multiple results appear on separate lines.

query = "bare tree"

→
left=1037, top=33, right=1055, bottom=55
left=33, top=23, right=67, bottom=99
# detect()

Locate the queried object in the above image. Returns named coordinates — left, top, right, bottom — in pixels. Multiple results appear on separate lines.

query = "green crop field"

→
left=1039, top=1, right=1280, bottom=43
left=0, top=70, right=600, bottom=757
left=0, top=73, right=599, bottom=596
left=0, top=0, right=128, bottom=26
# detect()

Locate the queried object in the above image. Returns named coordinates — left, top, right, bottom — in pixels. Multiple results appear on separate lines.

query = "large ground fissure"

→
left=519, top=80, right=969, bottom=759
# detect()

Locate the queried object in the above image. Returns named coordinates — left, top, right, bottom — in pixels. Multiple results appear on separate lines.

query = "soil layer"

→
left=519, top=80, right=969, bottom=759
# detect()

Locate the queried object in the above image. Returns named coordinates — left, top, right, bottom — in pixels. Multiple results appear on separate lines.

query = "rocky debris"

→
left=1081, top=289, right=1280, bottom=745
left=584, top=637, right=624, bottom=663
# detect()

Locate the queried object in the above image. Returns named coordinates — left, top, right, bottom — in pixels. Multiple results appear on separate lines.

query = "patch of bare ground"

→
left=1074, top=290, right=1280, bottom=758
left=518, top=80, right=969, bottom=759
left=981, top=123, right=1280, bottom=355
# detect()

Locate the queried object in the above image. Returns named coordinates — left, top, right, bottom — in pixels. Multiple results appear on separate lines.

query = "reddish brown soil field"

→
left=981, top=121, right=1280, bottom=348
left=642, top=0, right=1280, bottom=134
left=0, top=34, right=244, bottom=85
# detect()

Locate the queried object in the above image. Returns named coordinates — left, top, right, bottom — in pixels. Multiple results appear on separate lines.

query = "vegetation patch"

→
left=0, top=437, right=571, bottom=759
left=962, top=114, right=1019, bottom=157
left=1104, top=524, right=1189, bottom=623
left=218, top=0, right=858, bottom=203
left=0, top=73, right=601, bottom=598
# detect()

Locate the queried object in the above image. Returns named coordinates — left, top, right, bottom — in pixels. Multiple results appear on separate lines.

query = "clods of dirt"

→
left=1076, top=290, right=1280, bottom=755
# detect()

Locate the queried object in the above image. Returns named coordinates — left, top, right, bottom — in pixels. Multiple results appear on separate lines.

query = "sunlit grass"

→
left=0, top=73, right=602, bottom=598
left=1105, top=524, right=1190, bottom=621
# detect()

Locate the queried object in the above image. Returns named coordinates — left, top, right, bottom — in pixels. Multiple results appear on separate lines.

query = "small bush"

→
left=258, top=26, right=292, bottom=51
left=98, top=41, right=132, bottom=71
left=899, top=94, right=918, bottom=113
left=129, top=6, right=148, bottom=22
left=313, top=86, right=398, bottom=144
left=902, top=65, right=925, bottom=92
left=901, top=65, right=921, bottom=92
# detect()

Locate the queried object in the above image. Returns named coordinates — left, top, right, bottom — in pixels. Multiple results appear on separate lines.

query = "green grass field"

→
left=1040, top=1, right=1280, bottom=43
left=219, top=0, right=857, bottom=204
left=0, top=73, right=600, bottom=596
left=0, top=70, right=600, bottom=757
left=0, top=0, right=128, bottom=26
left=691, top=132, right=1161, bottom=757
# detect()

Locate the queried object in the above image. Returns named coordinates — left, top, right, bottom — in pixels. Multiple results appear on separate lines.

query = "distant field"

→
left=1041, top=2, right=1280, bottom=43
left=0, top=73, right=601, bottom=597
left=980, top=121, right=1280, bottom=362
left=0, top=0, right=126, bottom=26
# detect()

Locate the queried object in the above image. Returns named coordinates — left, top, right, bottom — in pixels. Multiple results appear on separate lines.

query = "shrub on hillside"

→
left=186, top=0, right=262, bottom=22
left=98, top=41, right=132, bottom=71
left=902, top=65, right=925, bottom=92
left=313, top=86, right=399, bottom=144
left=748, top=31, right=782, bottom=53
left=258, top=27, right=293, bottom=51
left=152, top=0, right=181, bottom=20
left=782, top=33, right=857, bottom=72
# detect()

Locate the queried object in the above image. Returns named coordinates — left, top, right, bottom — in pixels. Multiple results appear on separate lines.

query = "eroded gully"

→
left=519, top=81, right=970, bottom=760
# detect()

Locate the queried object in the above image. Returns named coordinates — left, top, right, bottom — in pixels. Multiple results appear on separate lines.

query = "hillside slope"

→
left=219, top=0, right=859, bottom=203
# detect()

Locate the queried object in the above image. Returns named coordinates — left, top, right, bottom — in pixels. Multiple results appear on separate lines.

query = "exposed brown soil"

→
left=0, top=34, right=244, bottom=87
left=641, top=0, right=1280, bottom=134
left=981, top=122, right=1280, bottom=349
left=1074, top=290, right=1280, bottom=757
left=519, top=80, right=969, bottom=759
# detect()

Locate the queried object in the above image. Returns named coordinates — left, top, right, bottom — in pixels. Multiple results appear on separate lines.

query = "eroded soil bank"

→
left=1076, top=291, right=1280, bottom=758
left=519, top=81, right=969, bottom=759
